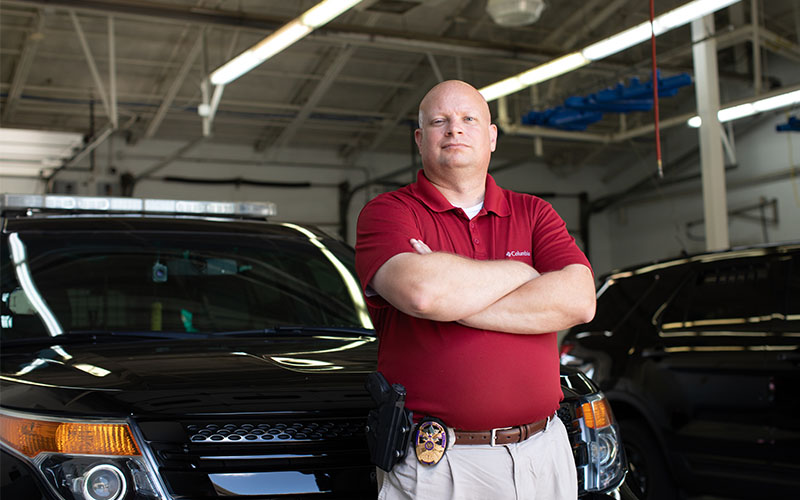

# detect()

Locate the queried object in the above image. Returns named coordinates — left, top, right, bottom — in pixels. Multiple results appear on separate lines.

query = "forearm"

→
left=371, top=250, right=538, bottom=321
left=458, top=264, right=596, bottom=334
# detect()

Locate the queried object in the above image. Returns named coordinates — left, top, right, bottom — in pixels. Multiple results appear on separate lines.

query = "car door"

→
left=652, top=249, right=800, bottom=494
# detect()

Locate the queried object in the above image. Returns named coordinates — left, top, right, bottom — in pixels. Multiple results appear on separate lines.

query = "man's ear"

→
left=414, top=127, right=423, bottom=150
left=489, top=124, right=498, bottom=152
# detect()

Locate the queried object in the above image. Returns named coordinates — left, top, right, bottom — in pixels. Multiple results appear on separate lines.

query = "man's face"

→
left=415, top=82, right=498, bottom=175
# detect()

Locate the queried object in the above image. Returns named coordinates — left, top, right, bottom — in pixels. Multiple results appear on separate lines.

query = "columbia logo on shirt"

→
left=506, top=250, right=531, bottom=258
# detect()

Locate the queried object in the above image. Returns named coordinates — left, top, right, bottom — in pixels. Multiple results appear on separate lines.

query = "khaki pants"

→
left=377, top=416, right=577, bottom=500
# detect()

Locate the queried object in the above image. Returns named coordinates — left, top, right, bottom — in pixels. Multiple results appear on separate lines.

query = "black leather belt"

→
left=454, top=415, right=552, bottom=446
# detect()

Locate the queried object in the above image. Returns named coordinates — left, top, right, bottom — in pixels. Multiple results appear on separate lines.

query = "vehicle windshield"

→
left=1, top=228, right=372, bottom=340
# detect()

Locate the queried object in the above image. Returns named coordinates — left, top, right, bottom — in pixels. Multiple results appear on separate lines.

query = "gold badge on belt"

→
left=415, top=418, right=448, bottom=465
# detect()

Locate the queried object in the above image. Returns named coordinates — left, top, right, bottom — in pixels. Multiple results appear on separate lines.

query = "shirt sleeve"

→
left=355, top=193, right=420, bottom=306
left=531, top=200, right=593, bottom=276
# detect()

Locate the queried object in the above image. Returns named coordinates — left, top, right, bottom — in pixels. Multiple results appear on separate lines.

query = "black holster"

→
left=364, top=371, right=414, bottom=472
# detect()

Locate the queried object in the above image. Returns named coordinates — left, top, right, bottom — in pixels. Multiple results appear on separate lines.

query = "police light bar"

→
left=1, top=194, right=277, bottom=218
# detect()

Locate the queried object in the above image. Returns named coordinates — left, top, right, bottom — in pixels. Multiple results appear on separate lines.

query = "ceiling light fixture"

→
left=481, top=53, right=590, bottom=101
left=687, top=88, right=800, bottom=127
left=479, top=0, right=742, bottom=101
left=486, top=0, right=547, bottom=27
left=210, top=0, right=364, bottom=86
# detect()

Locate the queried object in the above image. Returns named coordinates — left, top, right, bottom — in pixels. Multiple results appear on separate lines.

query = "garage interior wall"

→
left=1, top=0, right=799, bottom=279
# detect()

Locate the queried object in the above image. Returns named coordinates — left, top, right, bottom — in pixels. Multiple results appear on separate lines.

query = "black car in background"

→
left=0, top=194, right=638, bottom=500
left=561, top=243, right=800, bottom=499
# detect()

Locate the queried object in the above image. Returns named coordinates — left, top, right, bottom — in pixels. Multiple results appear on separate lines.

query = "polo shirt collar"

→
left=483, top=173, right=511, bottom=217
left=412, top=170, right=511, bottom=217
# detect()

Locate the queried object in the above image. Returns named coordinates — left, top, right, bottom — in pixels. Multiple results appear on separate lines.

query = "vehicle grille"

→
left=136, top=414, right=375, bottom=499
left=187, top=420, right=359, bottom=444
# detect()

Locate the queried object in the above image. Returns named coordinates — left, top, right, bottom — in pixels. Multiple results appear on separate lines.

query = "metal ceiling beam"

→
left=561, top=0, right=632, bottom=51
left=367, top=74, right=440, bottom=153
left=69, top=10, right=112, bottom=123
left=253, top=9, right=387, bottom=155
left=2, top=10, right=46, bottom=123
left=4, top=0, right=561, bottom=64
left=544, top=0, right=632, bottom=102
left=759, top=27, right=800, bottom=64
left=135, top=137, right=206, bottom=181
left=3, top=84, right=396, bottom=120
left=144, top=30, right=204, bottom=139
left=0, top=40, right=418, bottom=90
left=268, top=45, right=356, bottom=153
left=426, top=52, right=444, bottom=83
left=498, top=81, right=800, bottom=144
left=5, top=0, right=285, bottom=30
left=540, top=0, right=606, bottom=47
left=357, top=0, right=475, bottom=157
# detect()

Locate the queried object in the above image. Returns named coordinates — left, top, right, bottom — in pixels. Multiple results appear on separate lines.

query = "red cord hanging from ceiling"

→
left=651, top=0, right=663, bottom=178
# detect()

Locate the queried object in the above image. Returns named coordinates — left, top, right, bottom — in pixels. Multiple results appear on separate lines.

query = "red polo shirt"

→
left=355, top=170, right=591, bottom=430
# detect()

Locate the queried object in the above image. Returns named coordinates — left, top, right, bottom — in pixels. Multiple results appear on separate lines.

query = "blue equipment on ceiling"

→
left=776, top=116, right=799, bottom=132
left=521, top=72, right=693, bottom=131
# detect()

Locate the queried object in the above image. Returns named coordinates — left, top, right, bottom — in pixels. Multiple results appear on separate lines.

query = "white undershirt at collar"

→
left=461, top=201, right=484, bottom=219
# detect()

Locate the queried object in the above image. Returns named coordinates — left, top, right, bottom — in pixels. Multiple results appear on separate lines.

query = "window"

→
left=660, top=256, right=790, bottom=332
left=1, top=230, right=365, bottom=339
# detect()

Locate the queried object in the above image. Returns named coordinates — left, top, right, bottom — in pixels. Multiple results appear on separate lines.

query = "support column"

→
left=692, top=15, right=729, bottom=251
left=108, top=16, right=118, bottom=129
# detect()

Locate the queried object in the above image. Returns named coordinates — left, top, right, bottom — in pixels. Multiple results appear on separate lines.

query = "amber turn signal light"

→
left=0, top=413, right=140, bottom=458
left=581, top=398, right=613, bottom=429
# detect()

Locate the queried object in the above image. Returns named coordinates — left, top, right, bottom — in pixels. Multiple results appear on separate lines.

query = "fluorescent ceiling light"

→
left=581, top=24, right=652, bottom=61
left=479, top=0, right=741, bottom=101
left=210, top=0, right=364, bottom=85
left=518, top=53, right=590, bottom=85
left=687, top=88, right=800, bottom=127
left=252, top=22, right=313, bottom=61
left=302, top=0, right=363, bottom=28
left=480, top=53, right=590, bottom=102
left=654, top=0, right=740, bottom=33
left=479, top=77, right=527, bottom=102
left=754, top=89, right=800, bottom=112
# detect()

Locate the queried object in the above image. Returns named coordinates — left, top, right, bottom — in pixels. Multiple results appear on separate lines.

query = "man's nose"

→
left=445, top=122, right=463, bottom=136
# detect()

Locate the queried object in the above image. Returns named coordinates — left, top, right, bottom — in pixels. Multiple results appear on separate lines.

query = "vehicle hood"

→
left=0, top=335, right=378, bottom=417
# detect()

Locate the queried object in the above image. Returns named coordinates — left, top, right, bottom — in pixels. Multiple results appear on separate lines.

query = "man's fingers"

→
left=410, top=238, right=432, bottom=254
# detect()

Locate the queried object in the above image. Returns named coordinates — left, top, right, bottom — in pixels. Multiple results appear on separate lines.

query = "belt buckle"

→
left=490, top=426, right=513, bottom=447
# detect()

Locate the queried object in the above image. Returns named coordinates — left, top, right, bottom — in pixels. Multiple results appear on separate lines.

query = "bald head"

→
left=418, top=80, right=492, bottom=128
left=414, top=80, right=498, bottom=183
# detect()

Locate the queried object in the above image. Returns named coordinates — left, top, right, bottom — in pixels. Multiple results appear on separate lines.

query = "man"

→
left=355, top=80, right=596, bottom=500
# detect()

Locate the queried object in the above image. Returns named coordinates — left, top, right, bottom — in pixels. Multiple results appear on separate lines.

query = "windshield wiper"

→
left=59, top=330, right=209, bottom=340
left=215, top=326, right=375, bottom=337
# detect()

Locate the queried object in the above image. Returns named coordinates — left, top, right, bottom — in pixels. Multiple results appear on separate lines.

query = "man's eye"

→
left=464, top=117, right=475, bottom=122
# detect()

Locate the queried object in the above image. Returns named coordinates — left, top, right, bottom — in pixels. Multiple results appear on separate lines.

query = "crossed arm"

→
left=370, top=238, right=595, bottom=335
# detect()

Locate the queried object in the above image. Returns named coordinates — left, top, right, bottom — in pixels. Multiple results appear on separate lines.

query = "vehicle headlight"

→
left=0, top=410, right=165, bottom=500
left=576, top=394, right=626, bottom=493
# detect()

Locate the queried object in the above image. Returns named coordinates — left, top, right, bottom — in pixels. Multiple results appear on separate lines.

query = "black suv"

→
left=561, top=243, right=800, bottom=499
left=1, top=193, right=637, bottom=500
